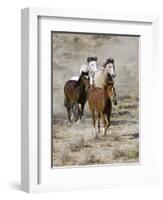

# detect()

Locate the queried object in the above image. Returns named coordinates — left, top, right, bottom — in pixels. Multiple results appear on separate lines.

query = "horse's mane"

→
left=103, top=58, right=114, bottom=68
left=87, top=57, right=97, bottom=63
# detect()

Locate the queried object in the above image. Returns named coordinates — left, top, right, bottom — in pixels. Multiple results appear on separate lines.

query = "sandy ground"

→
left=52, top=95, right=139, bottom=166
left=52, top=33, right=139, bottom=167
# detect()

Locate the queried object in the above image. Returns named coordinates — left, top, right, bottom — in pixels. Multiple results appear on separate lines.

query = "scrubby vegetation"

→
left=52, top=33, right=139, bottom=167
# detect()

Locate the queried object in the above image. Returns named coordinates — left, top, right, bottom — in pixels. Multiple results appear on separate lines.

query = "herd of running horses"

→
left=64, top=57, right=118, bottom=139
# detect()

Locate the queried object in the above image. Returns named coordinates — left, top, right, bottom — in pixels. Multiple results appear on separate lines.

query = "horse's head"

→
left=80, top=71, right=90, bottom=91
left=87, top=57, right=98, bottom=73
left=104, top=73, right=117, bottom=105
left=103, top=58, right=116, bottom=78
left=87, top=57, right=98, bottom=85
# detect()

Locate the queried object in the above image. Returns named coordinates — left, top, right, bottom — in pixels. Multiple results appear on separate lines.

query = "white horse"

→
left=71, top=57, right=98, bottom=85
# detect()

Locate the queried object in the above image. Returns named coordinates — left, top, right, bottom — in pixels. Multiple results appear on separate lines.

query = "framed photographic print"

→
left=21, top=8, right=159, bottom=193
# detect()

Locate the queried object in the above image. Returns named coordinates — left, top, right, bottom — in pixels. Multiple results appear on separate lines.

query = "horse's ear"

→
left=87, top=57, right=91, bottom=63
left=110, top=58, right=114, bottom=63
left=106, top=58, right=110, bottom=63
left=107, top=58, right=114, bottom=64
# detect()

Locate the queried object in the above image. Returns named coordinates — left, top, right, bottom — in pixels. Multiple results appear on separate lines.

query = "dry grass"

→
left=60, top=145, right=71, bottom=164
left=112, top=149, right=126, bottom=160
left=53, top=115, right=139, bottom=166
left=82, top=151, right=102, bottom=165
left=69, top=136, right=85, bottom=152
left=112, top=134, right=122, bottom=141
left=112, top=146, right=139, bottom=160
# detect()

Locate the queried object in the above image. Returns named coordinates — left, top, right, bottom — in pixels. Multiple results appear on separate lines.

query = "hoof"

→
left=76, top=120, right=80, bottom=125
left=70, top=115, right=74, bottom=121
left=103, top=132, right=107, bottom=137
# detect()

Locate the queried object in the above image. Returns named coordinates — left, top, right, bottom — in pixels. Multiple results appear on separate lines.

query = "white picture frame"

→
left=21, top=7, right=159, bottom=193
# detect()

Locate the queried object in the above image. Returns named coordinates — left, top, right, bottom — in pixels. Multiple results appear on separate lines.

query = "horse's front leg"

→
left=80, top=103, right=85, bottom=120
left=113, top=86, right=117, bottom=105
left=98, top=113, right=101, bottom=134
left=74, top=102, right=81, bottom=122
left=71, top=103, right=76, bottom=121
left=67, top=107, right=72, bottom=124
left=105, top=115, right=110, bottom=136
left=92, top=110, right=98, bottom=139
left=102, top=114, right=107, bottom=137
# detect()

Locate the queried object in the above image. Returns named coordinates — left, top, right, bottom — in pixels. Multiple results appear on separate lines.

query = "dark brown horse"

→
left=64, top=71, right=90, bottom=123
left=88, top=73, right=114, bottom=138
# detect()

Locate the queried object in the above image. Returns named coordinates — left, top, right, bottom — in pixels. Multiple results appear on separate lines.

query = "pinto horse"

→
left=88, top=73, right=115, bottom=139
left=64, top=71, right=90, bottom=123
left=94, top=58, right=117, bottom=105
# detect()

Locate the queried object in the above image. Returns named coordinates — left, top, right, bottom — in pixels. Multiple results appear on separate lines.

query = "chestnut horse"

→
left=88, top=73, right=114, bottom=138
left=64, top=71, right=90, bottom=123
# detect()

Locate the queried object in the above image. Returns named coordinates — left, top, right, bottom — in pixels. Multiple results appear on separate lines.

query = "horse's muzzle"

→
left=112, top=74, right=116, bottom=78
